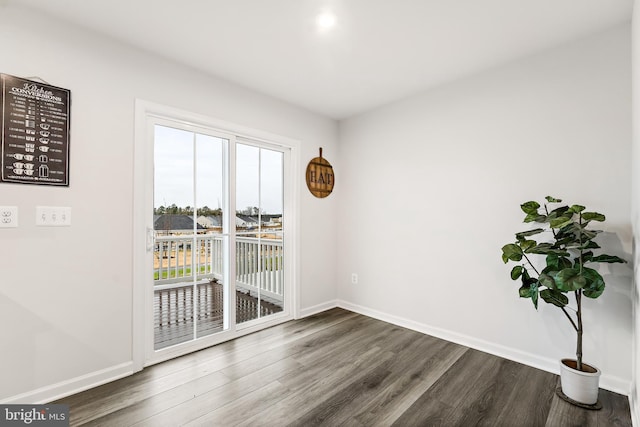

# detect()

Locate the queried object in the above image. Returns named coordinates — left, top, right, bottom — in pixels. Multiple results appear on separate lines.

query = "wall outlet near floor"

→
left=0, top=206, right=18, bottom=228
left=351, top=273, right=358, bottom=284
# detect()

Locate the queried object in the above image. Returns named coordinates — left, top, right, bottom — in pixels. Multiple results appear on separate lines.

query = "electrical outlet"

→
left=36, top=206, right=71, bottom=226
left=0, top=206, right=18, bottom=228
left=351, top=273, right=358, bottom=284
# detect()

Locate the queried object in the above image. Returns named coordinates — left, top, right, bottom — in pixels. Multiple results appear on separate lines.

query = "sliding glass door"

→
left=153, top=125, right=229, bottom=350
left=235, top=142, right=285, bottom=324
left=143, top=116, right=291, bottom=362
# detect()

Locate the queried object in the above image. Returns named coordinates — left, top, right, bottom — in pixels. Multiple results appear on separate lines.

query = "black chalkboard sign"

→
left=1, top=74, right=71, bottom=186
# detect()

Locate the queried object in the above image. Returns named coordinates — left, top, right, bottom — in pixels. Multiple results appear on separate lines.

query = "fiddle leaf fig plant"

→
left=501, top=196, right=626, bottom=371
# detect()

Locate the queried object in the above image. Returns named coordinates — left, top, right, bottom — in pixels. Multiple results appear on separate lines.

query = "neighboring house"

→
left=262, top=215, right=282, bottom=226
left=198, top=214, right=282, bottom=229
left=236, top=214, right=259, bottom=229
left=235, top=214, right=283, bottom=228
left=197, top=215, right=223, bottom=229
left=154, top=215, right=205, bottom=234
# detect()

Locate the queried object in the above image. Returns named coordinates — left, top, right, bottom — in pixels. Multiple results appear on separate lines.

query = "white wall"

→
left=338, top=25, right=633, bottom=393
left=0, top=5, right=338, bottom=402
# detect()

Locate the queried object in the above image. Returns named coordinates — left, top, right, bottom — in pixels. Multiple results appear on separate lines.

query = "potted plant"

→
left=501, top=196, right=626, bottom=407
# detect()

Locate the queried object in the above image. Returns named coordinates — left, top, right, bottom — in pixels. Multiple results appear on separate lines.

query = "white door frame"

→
left=133, top=100, right=300, bottom=371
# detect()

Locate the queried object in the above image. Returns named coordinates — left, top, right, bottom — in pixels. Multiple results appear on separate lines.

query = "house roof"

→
left=154, top=215, right=205, bottom=231
left=236, top=215, right=259, bottom=224
left=203, top=216, right=223, bottom=227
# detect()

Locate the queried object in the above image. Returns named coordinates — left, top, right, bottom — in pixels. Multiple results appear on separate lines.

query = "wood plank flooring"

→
left=55, top=308, right=632, bottom=426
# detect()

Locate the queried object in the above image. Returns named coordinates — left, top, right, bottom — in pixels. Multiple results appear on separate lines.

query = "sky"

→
left=154, top=125, right=283, bottom=214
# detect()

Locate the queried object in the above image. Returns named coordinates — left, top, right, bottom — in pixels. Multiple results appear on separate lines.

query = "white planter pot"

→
left=559, top=358, right=601, bottom=405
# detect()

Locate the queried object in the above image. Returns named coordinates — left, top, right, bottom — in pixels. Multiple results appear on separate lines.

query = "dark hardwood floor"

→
left=56, top=308, right=632, bottom=426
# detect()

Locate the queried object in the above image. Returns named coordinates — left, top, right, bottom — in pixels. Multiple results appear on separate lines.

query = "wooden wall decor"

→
left=306, top=147, right=335, bottom=198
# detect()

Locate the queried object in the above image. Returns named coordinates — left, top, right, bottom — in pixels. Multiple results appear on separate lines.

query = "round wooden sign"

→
left=306, top=148, right=335, bottom=198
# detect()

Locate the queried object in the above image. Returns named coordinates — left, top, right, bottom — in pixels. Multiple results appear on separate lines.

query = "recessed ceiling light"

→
left=317, top=12, right=336, bottom=30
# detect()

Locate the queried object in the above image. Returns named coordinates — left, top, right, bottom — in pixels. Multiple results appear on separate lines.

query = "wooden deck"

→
left=154, top=280, right=283, bottom=349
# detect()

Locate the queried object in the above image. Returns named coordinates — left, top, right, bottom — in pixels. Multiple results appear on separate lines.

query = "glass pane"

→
left=153, top=126, right=230, bottom=350
left=153, top=125, right=195, bottom=349
left=259, top=149, right=284, bottom=319
left=236, top=144, right=260, bottom=224
left=236, top=144, right=284, bottom=324
left=261, top=149, right=283, bottom=228
left=236, top=144, right=260, bottom=324
left=195, top=134, right=226, bottom=339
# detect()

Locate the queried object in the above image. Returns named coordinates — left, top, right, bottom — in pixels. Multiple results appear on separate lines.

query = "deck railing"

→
left=153, top=234, right=284, bottom=301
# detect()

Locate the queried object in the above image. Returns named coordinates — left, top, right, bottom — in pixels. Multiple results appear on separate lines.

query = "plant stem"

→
left=560, top=306, right=579, bottom=332
left=578, top=212, right=583, bottom=275
left=576, top=212, right=583, bottom=371
left=522, top=253, right=541, bottom=276
left=576, top=289, right=583, bottom=371
left=544, top=203, right=557, bottom=239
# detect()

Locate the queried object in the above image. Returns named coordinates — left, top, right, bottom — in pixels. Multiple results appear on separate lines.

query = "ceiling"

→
left=11, top=0, right=633, bottom=119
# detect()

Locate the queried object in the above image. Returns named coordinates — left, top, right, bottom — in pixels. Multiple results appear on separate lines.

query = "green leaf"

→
left=584, top=283, right=605, bottom=299
left=519, top=275, right=539, bottom=309
left=540, top=289, right=569, bottom=307
left=545, top=196, right=562, bottom=203
left=566, top=274, right=587, bottom=291
left=581, top=251, right=594, bottom=263
left=519, top=285, right=532, bottom=298
left=559, top=257, right=573, bottom=269
left=520, top=240, right=536, bottom=252
left=538, top=273, right=556, bottom=290
left=526, top=243, right=569, bottom=257
left=546, top=254, right=572, bottom=270
left=553, top=268, right=587, bottom=291
left=549, top=216, right=572, bottom=229
left=556, top=237, right=577, bottom=248
left=582, top=212, right=605, bottom=222
left=582, top=267, right=605, bottom=298
left=521, top=201, right=541, bottom=215
left=501, top=244, right=523, bottom=263
left=582, top=241, right=601, bottom=250
left=547, top=206, right=570, bottom=220
left=556, top=222, right=580, bottom=236
left=580, top=229, right=599, bottom=241
left=545, top=254, right=559, bottom=269
left=524, top=213, right=547, bottom=223
left=515, top=229, right=544, bottom=240
left=568, top=205, right=586, bottom=213
left=589, top=254, right=627, bottom=264
left=510, top=265, right=524, bottom=280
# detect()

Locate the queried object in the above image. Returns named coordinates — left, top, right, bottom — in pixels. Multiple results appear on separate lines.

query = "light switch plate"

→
left=0, top=206, right=18, bottom=228
left=36, top=206, right=71, bottom=226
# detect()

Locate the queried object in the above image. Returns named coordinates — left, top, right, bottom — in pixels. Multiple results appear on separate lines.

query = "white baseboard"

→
left=629, top=384, right=639, bottom=427
left=337, top=299, right=631, bottom=396
left=298, top=300, right=338, bottom=318
left=630, top=396, right=638, bottom=427
left=1, top=362, right=134, bottom=405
